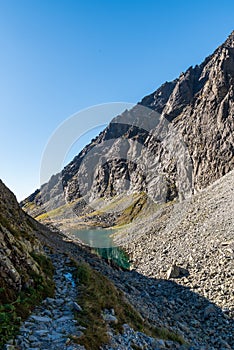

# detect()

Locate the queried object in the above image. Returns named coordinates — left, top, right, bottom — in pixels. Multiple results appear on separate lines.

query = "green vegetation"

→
left=35, top=192, right=147, bottom=228
left=0, top=213, right=37, bottom=244
left=0, top=213, right=23, bottom=239
left=0, top=253, right=54, bottom=348
left=116, top=193, right=147, bottom=226
left=30, top=252, right=54, bottom=281
left=35, top=204, right=70, bottom=221
left=35, top=198, right=82, bottom=221
left=22, top=201, right=36, bottom=211
left=35, top=212, right=49, bottom=220
left=72, top=261, right=185, bottom=350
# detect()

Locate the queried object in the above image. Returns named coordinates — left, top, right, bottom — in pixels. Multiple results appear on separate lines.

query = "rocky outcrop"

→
left=0, top=179, right=53, bottom=304
left=22, top=32, right=234, bottom=225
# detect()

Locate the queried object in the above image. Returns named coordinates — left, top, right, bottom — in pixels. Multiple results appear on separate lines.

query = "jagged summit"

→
left=223, top=30, right=234, bottom=48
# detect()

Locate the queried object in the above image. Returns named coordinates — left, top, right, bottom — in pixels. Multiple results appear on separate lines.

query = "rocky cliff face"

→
left=22, top=31, right=234, bottom=221
left=0, top=179, right=53, bottom=304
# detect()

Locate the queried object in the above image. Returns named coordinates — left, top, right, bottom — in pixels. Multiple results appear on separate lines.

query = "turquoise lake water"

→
left=72, top=228, right=130, bottom=269
left=72, top=228, right=115, bottom=248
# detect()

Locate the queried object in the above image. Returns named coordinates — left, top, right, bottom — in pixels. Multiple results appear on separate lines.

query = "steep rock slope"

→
left=110, top=173, right=234, bottom=349
left=0, top=180, right=51, bottom=298
left=0, top=179, right=54, bottom=346
left=22, top=31, right=234, bottom=222
left=115, top=169, right=234, bottom=316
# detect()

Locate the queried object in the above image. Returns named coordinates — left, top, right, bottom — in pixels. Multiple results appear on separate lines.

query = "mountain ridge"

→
left=22, top=31, right=234, bottom=230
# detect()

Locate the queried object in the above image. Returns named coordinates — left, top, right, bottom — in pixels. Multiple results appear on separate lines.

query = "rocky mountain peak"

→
left=22, top=32, right=234, bottom=223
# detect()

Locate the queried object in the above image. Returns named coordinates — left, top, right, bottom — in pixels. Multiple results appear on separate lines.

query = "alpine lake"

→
left=71, top=228, right=130, bottom=269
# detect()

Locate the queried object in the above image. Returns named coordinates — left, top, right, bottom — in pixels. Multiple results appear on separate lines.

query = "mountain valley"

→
left=1, top=31, right=234, bottom=350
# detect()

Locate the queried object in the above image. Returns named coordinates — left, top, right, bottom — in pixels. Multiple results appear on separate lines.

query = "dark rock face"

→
left=0, top=180, right=50, bottom=302
left=22, top=31, right=234, bottom=217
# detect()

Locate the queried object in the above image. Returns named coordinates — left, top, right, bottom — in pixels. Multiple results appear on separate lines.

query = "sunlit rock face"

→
left=22, top=32, right=234, bottom=217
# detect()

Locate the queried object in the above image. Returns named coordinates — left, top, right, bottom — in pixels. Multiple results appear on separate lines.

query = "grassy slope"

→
left=0, top=183, right=55, bottom=347
left=71, top=261, right=185, bottom=350
left=35, top=192, right=148, bottom=229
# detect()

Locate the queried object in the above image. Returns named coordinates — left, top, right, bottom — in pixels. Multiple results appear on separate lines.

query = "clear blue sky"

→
left=0, top=0, right=233, bottom=200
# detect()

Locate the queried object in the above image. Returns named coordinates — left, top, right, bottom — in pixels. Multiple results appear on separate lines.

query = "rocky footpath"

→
left=5, top=248, right=185, bottom=350
left=5, top=250, right=84, bottom=350
left=27, top=220, right=233, bottom=350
